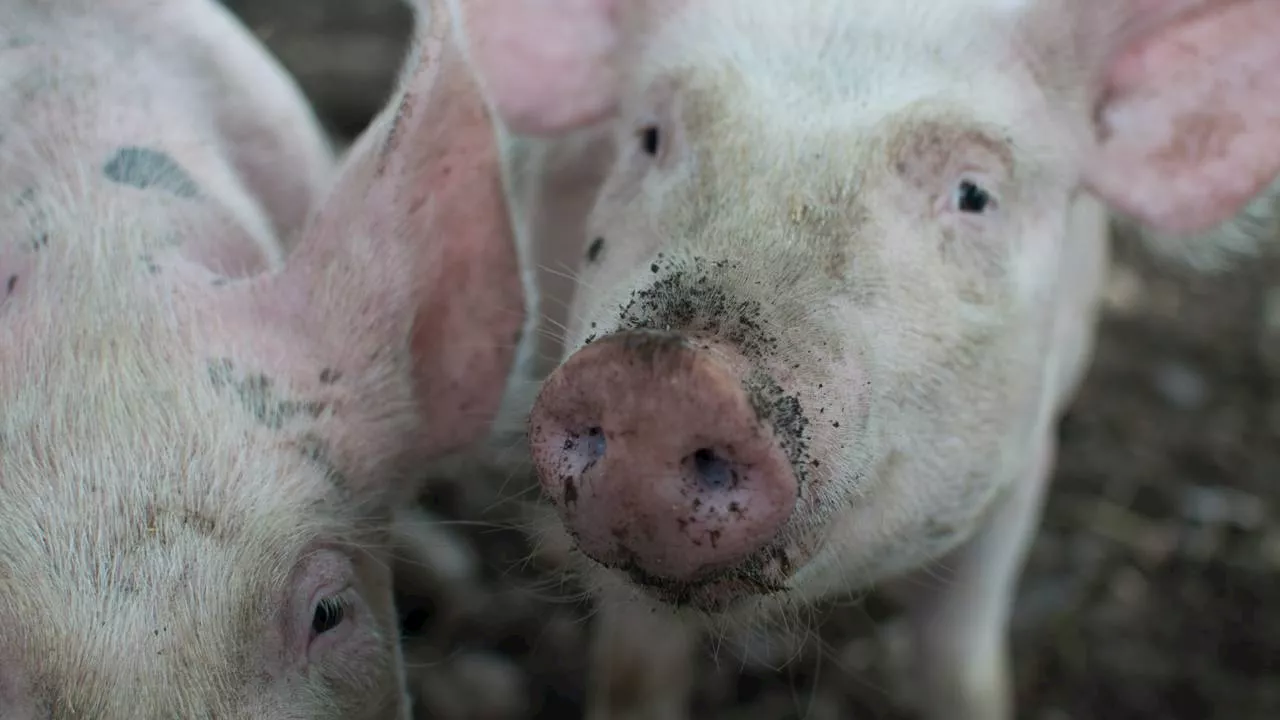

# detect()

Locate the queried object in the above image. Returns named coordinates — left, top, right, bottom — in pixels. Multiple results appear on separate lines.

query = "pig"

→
left=0, top=0, right=524, bottom=717
left=451, top=0, right=1280, bottom=718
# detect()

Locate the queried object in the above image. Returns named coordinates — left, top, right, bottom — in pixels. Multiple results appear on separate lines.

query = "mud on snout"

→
left=528, top=258, right=845, bottom=613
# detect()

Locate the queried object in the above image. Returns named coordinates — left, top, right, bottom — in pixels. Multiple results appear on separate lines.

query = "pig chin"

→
left=528, top=327, right=825, bottom=613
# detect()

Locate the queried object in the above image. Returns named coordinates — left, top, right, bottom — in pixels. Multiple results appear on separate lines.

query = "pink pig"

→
left=453, top=0, right=1280, bottom=718
left=0, top=0, right=523, bottom=717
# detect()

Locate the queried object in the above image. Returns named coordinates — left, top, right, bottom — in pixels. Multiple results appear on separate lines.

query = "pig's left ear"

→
left=255, top=0, right=524, bottom=458
left=1084, top=0, right=1280, bottom=236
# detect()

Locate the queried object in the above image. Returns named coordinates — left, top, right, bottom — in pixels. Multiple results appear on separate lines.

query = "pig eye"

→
left=954, top=180, right=995, bottom=214
left=311, top=596, right=346, bottom=635
left=638, top=125, right=661, bottom=156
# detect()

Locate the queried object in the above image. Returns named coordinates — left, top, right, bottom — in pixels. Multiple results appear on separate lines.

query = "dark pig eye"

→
left=955, top=180, right=995, bottom=214
left=312, top=596, right=346, bottom=635
left=639, top=125, right=661, bottom=156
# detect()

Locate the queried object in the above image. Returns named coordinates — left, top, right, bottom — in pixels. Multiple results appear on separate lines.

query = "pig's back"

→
left=0, top=1, right=331, bottom=294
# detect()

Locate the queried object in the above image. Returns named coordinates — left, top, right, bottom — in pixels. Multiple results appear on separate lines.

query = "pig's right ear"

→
left=250, top=0, right=525, bottom=459
left=451, top=0, right=622, bottom=135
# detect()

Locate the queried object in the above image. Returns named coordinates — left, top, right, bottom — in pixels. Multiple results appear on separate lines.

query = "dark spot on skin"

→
left=650, top=263, right=660, bottom=273
left=211, top=277, right=228, bottom=287
left=102, top=146, right=201, bottom=199
left=319, top=368, right=343, bottom=385
left=5, top=275, right=15, bottom=296
left=296, top=432, right=351, bottom=493
left=563, top=476, right=578, bottom=506
left=206, top=358, right=328, bottom=430
left=586, top=237, right=605, bottom=262
left=379, top=91, right=417, bottom=175
left=15, top=192, right=50, bottom=251
left=139, top=254, right=160, bottom=274
left=142, top=502, right=222, bottom=542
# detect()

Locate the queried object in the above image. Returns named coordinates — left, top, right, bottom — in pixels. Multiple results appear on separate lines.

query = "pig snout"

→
left=528, top=330, right=799, bottom=586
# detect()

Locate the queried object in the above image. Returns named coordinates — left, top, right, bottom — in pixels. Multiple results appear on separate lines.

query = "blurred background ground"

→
left=220, top=1, right=1280, bottom=717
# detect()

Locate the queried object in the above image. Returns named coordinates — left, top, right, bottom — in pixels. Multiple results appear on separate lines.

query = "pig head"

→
left=457, top=0, right=1280, bottom=717
left=466, top=0, right=1280, bottom=610
left=0, top=1, right=523, bottom=718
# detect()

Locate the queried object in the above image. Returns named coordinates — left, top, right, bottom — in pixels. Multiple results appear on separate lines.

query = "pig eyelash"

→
left=311, top=594, right=348, bottom=637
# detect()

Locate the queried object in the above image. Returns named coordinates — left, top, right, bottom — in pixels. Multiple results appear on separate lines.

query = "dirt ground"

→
left=221, top=2, right=1280, bottom=717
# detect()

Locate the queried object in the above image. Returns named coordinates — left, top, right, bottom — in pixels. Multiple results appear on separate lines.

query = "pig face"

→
left=460, top=0, right=1280, bottom=617
left=533, top=2, right=1081, bottom=613
left=0, top=1, right=523, bottom=716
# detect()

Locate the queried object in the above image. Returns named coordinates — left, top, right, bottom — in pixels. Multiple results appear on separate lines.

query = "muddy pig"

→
left=0, top=0, right=524, bottom=717
left=452, top=0, right=1280, bottom=718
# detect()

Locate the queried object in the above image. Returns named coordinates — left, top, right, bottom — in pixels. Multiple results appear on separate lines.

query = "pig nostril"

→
left=551, top=425, right=609, bottom=479
left=585, top=426, right=606, bottom=461
left=690, top=447, right=735, bottom=490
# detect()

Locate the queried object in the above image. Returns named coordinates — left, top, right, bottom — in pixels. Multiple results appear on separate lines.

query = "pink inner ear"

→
left=461, top=0, right=622, bottom=135
left=1086, top=0, right=1280, bottom=235
left=397, top=2, right=527, bottom=457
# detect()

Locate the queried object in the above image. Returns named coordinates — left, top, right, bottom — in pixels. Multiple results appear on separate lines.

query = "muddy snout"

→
left=528, top=330, right=799, bottom=586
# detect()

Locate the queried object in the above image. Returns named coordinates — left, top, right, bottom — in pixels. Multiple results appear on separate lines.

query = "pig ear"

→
left=255, top=0, right=525, bottom=458
left=1084, top=0, right=1280, bottom=236
left=451, top=0, right=623, bottom=135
